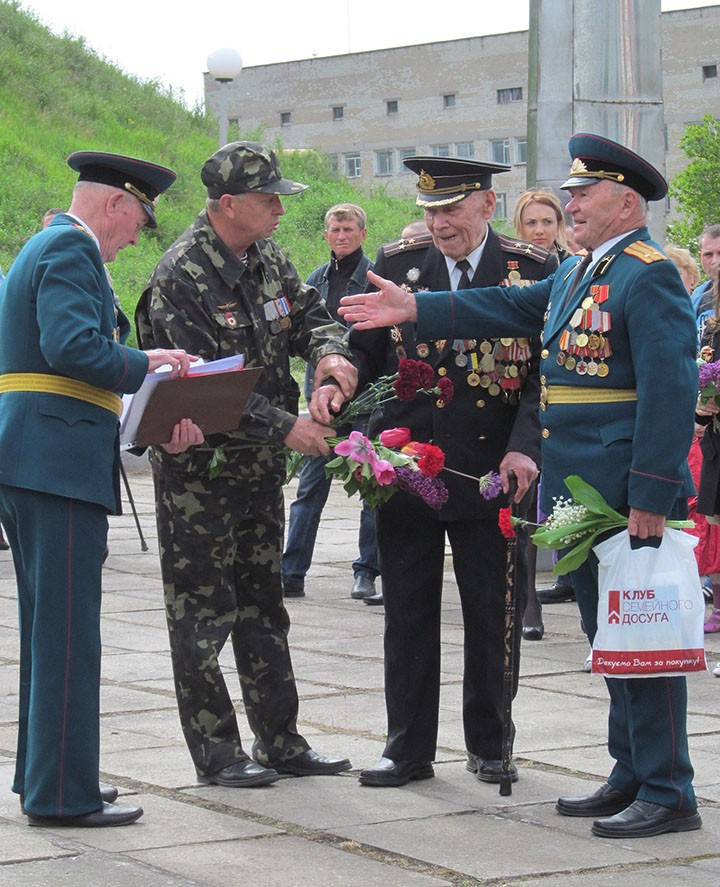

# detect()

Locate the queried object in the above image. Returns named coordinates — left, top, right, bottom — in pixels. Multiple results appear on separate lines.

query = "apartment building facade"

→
left=206, top=5, right=720, bottom=222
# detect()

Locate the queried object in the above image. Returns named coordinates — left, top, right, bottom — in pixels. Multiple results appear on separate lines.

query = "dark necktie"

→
left=455, top=258, right=472, bottom=290
left=564, top=251, right=593, bottom=305
left=565, top=253, right=592, bottom=303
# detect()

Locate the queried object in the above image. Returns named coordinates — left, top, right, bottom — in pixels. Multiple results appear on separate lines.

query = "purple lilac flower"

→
left=478, top=470, right=503, bottom=500
left=698, top=359, right=720, bottom=388
left=395, top=465, right=449, bottom=510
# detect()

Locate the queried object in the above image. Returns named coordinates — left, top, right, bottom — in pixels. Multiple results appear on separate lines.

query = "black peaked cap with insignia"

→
left=403, top=155, right=510, bottom=207
left=561, top=133, right=667, bottom=202
left=67, top=151, right=177, bottom=228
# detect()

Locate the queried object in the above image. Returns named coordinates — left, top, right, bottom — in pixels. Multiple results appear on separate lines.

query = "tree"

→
left=668, top=115, right=720, bottom=248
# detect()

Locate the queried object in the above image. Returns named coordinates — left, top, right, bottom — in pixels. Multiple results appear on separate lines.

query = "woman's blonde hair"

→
left=513, top=189, right=568, bottom=253
left=664, top=245, right=701, bottom=293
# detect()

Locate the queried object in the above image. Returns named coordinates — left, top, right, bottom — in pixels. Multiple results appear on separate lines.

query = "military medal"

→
left=480, top=340, right=492, bottom=354
left=565, top=355, right=577, bottom=371
left=586, top=360, right=598, bottom=375
left=576, top=332, right=589, bottom=348
left=467, top=373, right=481, bottom=387
left=597, top=361, right=609, bottom=377
left=556, top=351, right=566, bottom=366
left=456, top=352, right=467, bottom=367
left=225, top=312, right=238, bottom=328
left=416, top=343, right=430, bottom=358
left=488, top=382, right=501, bottom=396
left=264, top=294, right=292, bottom=325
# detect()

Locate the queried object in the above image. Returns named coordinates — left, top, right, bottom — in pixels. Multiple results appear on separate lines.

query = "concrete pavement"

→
left=0, top=451, right=718, bottom=886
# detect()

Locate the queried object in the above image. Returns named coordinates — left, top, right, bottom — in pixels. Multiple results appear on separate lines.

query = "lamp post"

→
left=207, top=48, right=243, bottom=148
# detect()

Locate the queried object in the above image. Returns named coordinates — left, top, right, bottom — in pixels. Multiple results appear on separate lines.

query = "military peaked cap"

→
left=403, top=156, right=510, bottom=207
left=561, top=133, right=667, bottom=202
left=67, top=150, right=177, bottom=229
left=201, top=142, right=307, bottom=198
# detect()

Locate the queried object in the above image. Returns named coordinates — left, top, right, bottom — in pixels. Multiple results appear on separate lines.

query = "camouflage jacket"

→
left=135, top=211, right=351, bottom=476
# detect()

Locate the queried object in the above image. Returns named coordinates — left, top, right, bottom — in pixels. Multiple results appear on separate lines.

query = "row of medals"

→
left=413, top=336, right=530, bottom=405
left=554, top=292, right=612, bottom=377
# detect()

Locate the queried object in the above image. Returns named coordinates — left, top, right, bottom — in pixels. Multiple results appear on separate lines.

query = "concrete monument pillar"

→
left=527, top=0, right=665, bottom=235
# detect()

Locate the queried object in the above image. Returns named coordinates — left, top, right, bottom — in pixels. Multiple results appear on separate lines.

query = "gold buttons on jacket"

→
left=541, top=348, right=549, bottom=359
left=542, top=428, right=550, bottom=438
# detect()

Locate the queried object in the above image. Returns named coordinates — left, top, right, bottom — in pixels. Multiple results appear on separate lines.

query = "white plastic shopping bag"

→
left=591, top=528, right=706, bottom=677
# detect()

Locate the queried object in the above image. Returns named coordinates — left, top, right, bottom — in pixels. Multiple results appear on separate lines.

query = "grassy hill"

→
left=0, top=1, right=421, bottom=338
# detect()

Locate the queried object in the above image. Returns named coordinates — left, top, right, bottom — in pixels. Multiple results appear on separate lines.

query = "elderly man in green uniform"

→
left=316, top=156, right=556, bottom=787
left=0, top=151, right=200, bottom=827
left=136, top=142, right=356, bottom=787
left=339, top=133, right=701, bottom=839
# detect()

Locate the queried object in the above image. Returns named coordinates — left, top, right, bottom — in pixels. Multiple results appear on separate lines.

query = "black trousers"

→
left=377, top=510, right=525, bottom=762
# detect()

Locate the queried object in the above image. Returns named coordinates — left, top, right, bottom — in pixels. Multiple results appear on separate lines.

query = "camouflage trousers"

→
left=151, top=458, right=309, bottom=776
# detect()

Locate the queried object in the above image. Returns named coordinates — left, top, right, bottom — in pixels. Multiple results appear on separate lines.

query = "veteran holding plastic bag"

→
left=339, top=134, right=702, bottom=840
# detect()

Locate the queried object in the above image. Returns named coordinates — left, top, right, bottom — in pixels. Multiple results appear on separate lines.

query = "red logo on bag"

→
left=607, top=589, right=620, bottom=624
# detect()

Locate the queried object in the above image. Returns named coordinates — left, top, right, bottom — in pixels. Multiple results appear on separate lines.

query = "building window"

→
left=497, top=87, right=523, bottom=104
left=386, top=99, right=398, bottom=115
left=397, top=147, right=416, bottom=169
left=495, top=193, right=508, bottom=221
left=514, top=138, right=527, bottom=165
left=375, top=149, right=393, bottom=176
left=332, top=105, right=344, bottom=121
left=703, top=64, right=717, bottom=81
left=344, top=153, right=361, bottom=178
left=489, top=138, right=511, bottom=165
left=455, top=141, right=475, bottom=159
left=431, top=144, right=450, bottom=157
left=443, top=93, right=456, bottom=109
left=280, top=111, right=292, bottom=125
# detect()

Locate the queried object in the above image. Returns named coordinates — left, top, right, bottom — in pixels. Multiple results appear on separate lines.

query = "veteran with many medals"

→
left=339, top=134, right=701, bottom=839
left=332, top=156, right=557, bottom=789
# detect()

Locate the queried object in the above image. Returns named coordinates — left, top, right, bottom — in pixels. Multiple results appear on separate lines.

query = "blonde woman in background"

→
left=513, top=188, right=573, bottom=263
left=665, top=245, right=701, bottom=295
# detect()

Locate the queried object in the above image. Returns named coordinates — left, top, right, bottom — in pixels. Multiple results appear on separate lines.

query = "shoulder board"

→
left=382, top=232, right=434, bottom=258
left=623, top=241, right=668, bottom=264
left=498, top=234, right=552, bottom=263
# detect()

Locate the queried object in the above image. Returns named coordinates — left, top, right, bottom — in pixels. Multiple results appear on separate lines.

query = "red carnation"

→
left=498, top=507, right=516, bottom=539
left=436, top=376, right=454, bottom=405
left=415, top=443, right=445, bottom=477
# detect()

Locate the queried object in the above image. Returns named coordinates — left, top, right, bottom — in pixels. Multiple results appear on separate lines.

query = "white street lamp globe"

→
left=207, top=48, right=243, bottom=82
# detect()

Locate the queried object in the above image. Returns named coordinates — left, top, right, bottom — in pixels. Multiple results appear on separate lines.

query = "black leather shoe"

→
left=27, top=801, right=143, bottom=828
left=358, top=757, right=434, bottom=787
left=351, top=574, right=376, bottom=599
left=592, top=799, right=702, bottom=838
left=197, top=760, right=280, bottom=787
left=271, top=749, right=351, bottom=776
left=522, top=624, right=544, bottom=641
left=364, top=591, right=384, bottom=606
left=466, top=753, right=518, bottom=784
left=100, top=783, right=118, bottom=804
left=283, top=583, right=305, bottom=598
left=557, top=782, right=635, bottom=817
left=537, top=582, right=575, bottom=604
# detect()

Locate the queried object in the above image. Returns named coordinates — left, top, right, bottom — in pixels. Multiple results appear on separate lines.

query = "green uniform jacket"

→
left=0, top=214, right=148, bottom=512
left=412, top=227, right=697, bottom=517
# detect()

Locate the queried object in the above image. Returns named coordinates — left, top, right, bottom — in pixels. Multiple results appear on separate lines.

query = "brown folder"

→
left=133, top=366, right=263, bottom=447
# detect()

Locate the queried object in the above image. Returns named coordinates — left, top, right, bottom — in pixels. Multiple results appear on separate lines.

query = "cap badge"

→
left=418, top=171, right=436, bottom=192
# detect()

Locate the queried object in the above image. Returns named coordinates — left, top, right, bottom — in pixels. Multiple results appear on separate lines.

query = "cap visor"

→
left=257, top=179, right=308, bottom=195
left=141, top=201, right=158, bottom=228
left=561, top=175, right=602, bottom=191
left=416, top=191, right=470, bottom=208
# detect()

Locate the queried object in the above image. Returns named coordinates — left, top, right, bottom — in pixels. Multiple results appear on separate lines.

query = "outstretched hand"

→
left=339, top=269, right=418, bottom=329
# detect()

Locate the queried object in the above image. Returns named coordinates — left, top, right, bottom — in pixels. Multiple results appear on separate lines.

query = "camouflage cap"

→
left=201, top=141, right=308, bottom=198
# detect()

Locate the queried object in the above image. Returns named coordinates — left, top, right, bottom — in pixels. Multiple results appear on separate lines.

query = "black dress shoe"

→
left=351, top=574, right=376, bottom=599
left=271, top=749, right=352, bottom=776
left=197, top=759, right=280, bottom=787
left=358, top=757, right=434, bottom=787
left=100, top=783, right=118, bottom=804
left=557, top=782, right=635, bottom=817
left=27, top=801, right=143, bottom=828
left=466, top=753, right=518, bottom=784
left=364, top=591, right=384, bottom=606
left=592, top=799, right=702, bottom=838
left=537, top=581, right=575, bottom=604
left=522, top=624, right=544, bottom=641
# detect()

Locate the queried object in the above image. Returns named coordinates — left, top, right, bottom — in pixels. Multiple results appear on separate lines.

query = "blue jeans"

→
left=283, top=453, right=378, bottom=589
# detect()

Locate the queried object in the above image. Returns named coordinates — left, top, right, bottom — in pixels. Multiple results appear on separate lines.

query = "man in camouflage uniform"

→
left=317, top=156, right=557, bottom=788
left=136, top=142, right=356, bottom=787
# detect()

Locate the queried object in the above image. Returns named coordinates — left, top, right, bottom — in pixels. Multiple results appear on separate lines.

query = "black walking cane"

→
left=120, top=460, right=149, bottom=552
left=499, top=471, right=519, bottom=796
